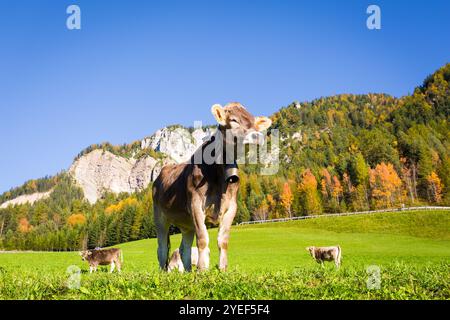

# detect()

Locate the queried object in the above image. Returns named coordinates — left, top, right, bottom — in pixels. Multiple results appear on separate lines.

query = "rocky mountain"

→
left=141, top=127, right=212, bottom=163
left=69, top=150, right=163, bottom=204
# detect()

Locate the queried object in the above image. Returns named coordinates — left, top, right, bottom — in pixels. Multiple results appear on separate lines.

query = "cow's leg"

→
left=110, top=261, right=115, bottom=273
left=337, top=251, right=342, bottom=268
left=154, top=205, right=171, bottom=271
left=217, top=202, right=237, bottom=271
left=115, top=258, right=122, bottom=273
left=195, top=225, right=210, bottom=271
left=179, top=229, right=195, bottom=272
left=191, top=201, right=209, bottom=271
left=89, top=266, right=94, bottom=274
left=177, top=258, right=185, bottom=273
left=335, top=258, right=341, bottom=269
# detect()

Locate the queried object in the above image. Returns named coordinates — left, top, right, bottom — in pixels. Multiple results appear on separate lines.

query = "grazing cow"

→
left=306, top=245, right=342, bottom=268
left=79, top=248, right=123, bottom=273
left=153, top=102, right=272, bottom=272
left=168, top=247, right=199, bottom=272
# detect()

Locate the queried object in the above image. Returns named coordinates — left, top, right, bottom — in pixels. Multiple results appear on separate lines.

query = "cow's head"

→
left=79, top=250, right=92, bottom=261
left=211, top=102, right=272, bottom=146
left=306, top=246, right=315, bottom=257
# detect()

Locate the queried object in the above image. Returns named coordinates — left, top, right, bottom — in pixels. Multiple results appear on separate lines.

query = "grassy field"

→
left=0, top=210, right=449, bottom=300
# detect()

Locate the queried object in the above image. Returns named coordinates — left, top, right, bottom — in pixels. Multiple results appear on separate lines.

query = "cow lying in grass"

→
left=80, top=248, right=123, bottom=273
left=167, top=247, right=199, bottom=272
left=306, top=245, right=342, bottom=268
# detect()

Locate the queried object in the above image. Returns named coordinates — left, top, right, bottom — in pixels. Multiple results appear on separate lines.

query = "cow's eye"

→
left=230, top=119, right=238, bottom=123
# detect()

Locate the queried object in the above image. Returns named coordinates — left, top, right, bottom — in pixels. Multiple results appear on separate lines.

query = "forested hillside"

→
left=0, top=63, right=449, bottom=251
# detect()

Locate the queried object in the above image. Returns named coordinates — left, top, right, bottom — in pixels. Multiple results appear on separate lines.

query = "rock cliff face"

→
left=0, top=190, right=53, bottom=209
left=141, top=127, right=211, bottom=163
left=70, top=126, right=211, bottom=203
left=68, top=150, right=164, bottom=203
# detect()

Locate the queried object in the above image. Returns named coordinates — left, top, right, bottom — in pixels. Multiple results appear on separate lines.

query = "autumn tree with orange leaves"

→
left=426, top=171, right=443, bottom=203
left=369, top=162, right=403, bottom=208
left=298, top=169, right=322, bottom=215
left=67, top=213, right=87, bottom=227
left=320, top=168, right=343, bottom=212
left=265, top=194, right=278, bottom=219
left=280, top=182, right=293, bottom=218
left=18, top=217, right=32, bottom=233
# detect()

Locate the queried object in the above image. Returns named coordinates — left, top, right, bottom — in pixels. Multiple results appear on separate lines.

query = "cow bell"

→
left=224, top=163, right=239, bottom=184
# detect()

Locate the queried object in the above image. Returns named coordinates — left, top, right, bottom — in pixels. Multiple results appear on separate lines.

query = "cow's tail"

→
left=337, top=245, right=342, bottom=267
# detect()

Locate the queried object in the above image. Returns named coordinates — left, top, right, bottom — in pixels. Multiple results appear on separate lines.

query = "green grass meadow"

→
left=0, top=210, right=449, bottom=300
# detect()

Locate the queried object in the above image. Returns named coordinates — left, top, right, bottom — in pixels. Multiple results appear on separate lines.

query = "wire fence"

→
left=237, top=206, right=450, bottom=226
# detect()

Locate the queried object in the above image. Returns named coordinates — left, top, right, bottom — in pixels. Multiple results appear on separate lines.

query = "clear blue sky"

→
left=0, top=0, right=449, bottom=193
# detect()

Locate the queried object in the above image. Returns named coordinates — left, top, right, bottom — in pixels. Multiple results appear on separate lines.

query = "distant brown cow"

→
left=306, top=245, right=342, bottom=268
left=80, top=248, right=123, bottom=273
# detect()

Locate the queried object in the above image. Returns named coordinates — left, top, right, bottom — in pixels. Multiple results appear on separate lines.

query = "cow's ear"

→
left=87, top=251, right=92, bottom=256
left=79, top=251, right=83, bottom=256
left=255, top=116, right=272, bottom=132
left=211, top=104, right=227, bottom=126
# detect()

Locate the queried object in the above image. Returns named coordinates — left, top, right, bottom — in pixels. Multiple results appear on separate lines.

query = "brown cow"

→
left=153, top=102, right=272, bottom=272
left=79, top=248, right=123, bottom=273
left=306, top=245, right=342, bottom=268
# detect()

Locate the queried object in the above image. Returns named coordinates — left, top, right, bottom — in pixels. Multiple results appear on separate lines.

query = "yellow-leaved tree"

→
left=67, top=213, right=87, bottom=227
left=18, top=217, right=32, bottom=233
left=426, top=171, right=443, bottom=203
left=280, top=182, right=293, bottom=218
left=298, top=169, right=322, bottom=215
left=369, top=162, right=403, bottom=208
